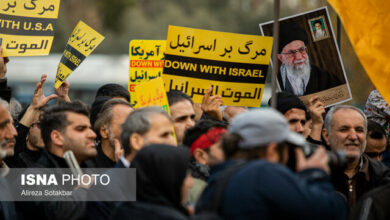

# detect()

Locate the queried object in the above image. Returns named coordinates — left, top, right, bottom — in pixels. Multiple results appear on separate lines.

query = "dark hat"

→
left=90, top=96, right=111, bottom=129
left=268, top=91, right=307, bottom=115
left=279, top=22, right=308, bottom=53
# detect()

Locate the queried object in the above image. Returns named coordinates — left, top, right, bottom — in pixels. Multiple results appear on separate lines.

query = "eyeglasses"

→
left=30, top=121, right=40, bottom=129
left=282, top=46, right=307, bottom=57
left=365, top=151, right=385, bottom=158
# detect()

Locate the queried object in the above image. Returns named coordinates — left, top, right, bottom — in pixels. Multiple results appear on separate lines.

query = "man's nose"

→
left=6, top=123, right=17, bottom=139
left=88, top=129, right=97, bottom=139
left=295, top=123, right=304, bottom=134
left=295, top=51, right=304, bottom=60
left=185, top=118, right=195, bottom=129
left=347, top=130, right=358, bottom=140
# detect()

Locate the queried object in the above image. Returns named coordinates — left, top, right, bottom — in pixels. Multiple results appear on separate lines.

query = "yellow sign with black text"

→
left=135, top=77, right=170, bottom=114
left=135, top=77, right=177, bottom=144
left=55, top=21, right=104, bottom=88
left=0, top=0, right=60, bottom=56
left=163, top=25, right=273, bottom=107
left=129, top=40, right=166, bottom=107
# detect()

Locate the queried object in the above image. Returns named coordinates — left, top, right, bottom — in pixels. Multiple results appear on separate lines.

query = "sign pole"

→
left=271, top=0, right=280, bottom=109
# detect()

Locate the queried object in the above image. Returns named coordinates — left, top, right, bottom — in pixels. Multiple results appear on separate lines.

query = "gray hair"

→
left=94, top=99, right=132, bottom=134
left=9, top=98, right=22, bottom=122
left=0, top=98, right=9, bottom=108
left=120, top=106, right=172, bottom=156
left=324, top=105, right=368, bottom=135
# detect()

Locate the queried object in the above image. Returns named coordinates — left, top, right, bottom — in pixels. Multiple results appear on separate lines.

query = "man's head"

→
left=120, top=107, right=176, bottom=159
left=167, top=90, right=196, bottom=145
left=183, top=119, right=227, bottom=166
left=18, top=105, right=46, bottom=151
left=0, top=99, right=17, bottom=158
left=314, top=21, right=323, bottom=31
left=270, top=92, right=307, bottom=134
left=365, top=120, right=387, bottom=161
left=40, top=101, right=97, bottom=163
left=94, top=99, right=133, bottom=143
left=95, top=83, right=130, bottom=102
left=27, top=111, right=45, bottom=150
left=277, top=23, right=311, bottom=82
left=323, top=105, right=367, bottom=161
left=9, top=98, right=22, bottom=122
left=222, top=108, right=306, bottom=164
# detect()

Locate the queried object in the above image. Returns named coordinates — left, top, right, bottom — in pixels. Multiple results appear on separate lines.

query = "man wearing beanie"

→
left=270, top=92, right=325, bottom=144
left=277, top=22, right=342, bottom=96
left=269, top=92, right=307, bottom=134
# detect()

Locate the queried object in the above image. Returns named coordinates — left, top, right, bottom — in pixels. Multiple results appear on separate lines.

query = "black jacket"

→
left=0, top=77, right=11, bottom=103
left=331, top=155, right=390, bottom=207
left=0, top=176, right=17, bottom=220
left=349, top=183, right=390, bottom=220
left=16, top=150, right=88, bottom=220
left=86, top=160, right=133, bottom=220
left=84, top=143, right=115, bottom=168
left=112, top=201, right=188, bottom=220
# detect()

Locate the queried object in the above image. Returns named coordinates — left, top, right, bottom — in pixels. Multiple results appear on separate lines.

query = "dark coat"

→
left=279, top=65, right=343, bottom=96
left=130, top=145, right=190, bottom=216
left=196, top=160, right=347, bottom=220
left=349, top=183, right=390, bottom=220
left=0, top=176, right=17, bottom=220
left=112, top=201, right=188, bottom=220
left=16, top=150, right=88, bottom=220
left=86, top=159, right=132, bottom=220
left=331, top=155, right=390, bottom=207
left=0, top=77, right=11, bottom=103
left=84, top=143, right=115, bottom=168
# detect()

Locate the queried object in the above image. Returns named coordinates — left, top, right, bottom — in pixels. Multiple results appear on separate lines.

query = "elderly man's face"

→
left=0, top=105, right=17, bottom=158
left=315, top=23, right=322, bottom=31
left=278, top=40, right=308, bottom=70
left=323, top=109, right=367, bottom=160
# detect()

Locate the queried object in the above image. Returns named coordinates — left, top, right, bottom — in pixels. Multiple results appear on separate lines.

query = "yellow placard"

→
left=135, top=77, right=177, bottom=144
left=135, top=78, right=170, bottom=113
left=0, top=0, right=60, bottom=56
left=129, top=40, right=166, bottom=107
left=163, top=25, right=273, bottom=107
left=54, top=21, right=105, bottom=88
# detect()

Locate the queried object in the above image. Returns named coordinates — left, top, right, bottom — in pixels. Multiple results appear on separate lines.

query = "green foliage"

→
left=96, top=0, right=134, bottom=32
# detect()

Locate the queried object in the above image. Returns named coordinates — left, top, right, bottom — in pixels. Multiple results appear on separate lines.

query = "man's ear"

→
left=51, top=130, right=64, bottom=147
left=322, top=129, right=330, bottom=145
left=129, top=133, right=145, bottom=152
left=265, top=142, right=279, bottom=163
left=277, top=54, right=284, bottom=62
left=193, top=148, right=208, bottom=165
left=100, top=125, right=109, bottom=139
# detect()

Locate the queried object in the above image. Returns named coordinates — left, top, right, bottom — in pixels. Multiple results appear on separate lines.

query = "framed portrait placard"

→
left=308, top=15, right=330, bottom=42
left=259, top=7, right=351, bottom=107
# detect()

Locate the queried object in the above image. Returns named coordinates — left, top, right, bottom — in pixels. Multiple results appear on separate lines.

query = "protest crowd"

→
left=0, top=3, right=390, bottom=220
